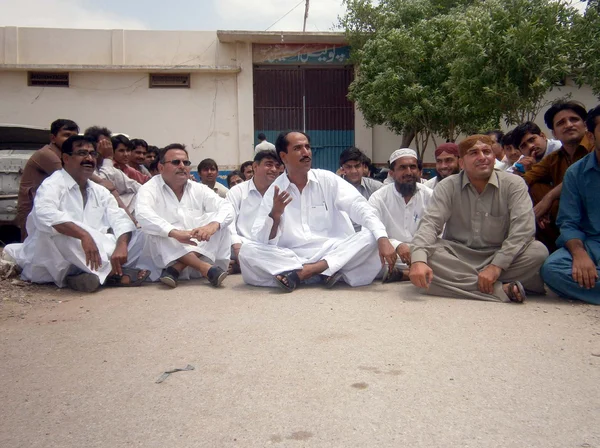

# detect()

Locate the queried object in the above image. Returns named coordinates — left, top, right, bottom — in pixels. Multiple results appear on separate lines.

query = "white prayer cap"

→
left=389, top=148, right=418, bottom=165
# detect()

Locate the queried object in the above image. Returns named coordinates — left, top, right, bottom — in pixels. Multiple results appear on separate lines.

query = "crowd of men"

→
left=4, top=99, right=599, bottom=304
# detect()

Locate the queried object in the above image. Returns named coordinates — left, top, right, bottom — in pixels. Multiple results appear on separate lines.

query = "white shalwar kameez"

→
left=368, top=182, right=433, bottom=274
left=4, top=169, right=142, bottom=287
left=135, top=175, right=234, bottom=281
left=239, top=169, right=388, bottom=287
left=226, top=179, right=264, bottom=245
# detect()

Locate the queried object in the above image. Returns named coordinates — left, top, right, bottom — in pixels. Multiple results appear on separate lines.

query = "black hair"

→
left=586, top=105, right=600, bottom=133
left=226, top=170, right=243, bottom=188
left=544, top=100, right=588, bottom=130
left=240, top=160, right=254, bottom=176
left=511, top=122, right=542, bottom=148
left=254, top=150, right=279, bottom=164
left=501, top=130, right=514, bottom=147
left=149, top=158, right=160, bottom=173
left=159, top=144, right=188, bottom=163
left=50, top=119, right=79, bottom=136
left=257, top=132, right=266, bottom=141
left=198, top=158, right=218, bottom=172
left=83, top=126, right=111, bottom=143
left=111, top=134, right=133, bottom=150
left=339, top=146, right=365, bottom=167
left=484, top=129, right=504, bottom=142
left=274, top=130, right=310, bottom=159
left=61, top=135, right=96, bottom=155
left=130, top=138, right=148, bottom=150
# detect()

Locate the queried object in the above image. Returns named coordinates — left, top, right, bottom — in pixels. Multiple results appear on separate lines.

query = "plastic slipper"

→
left=506, top=281, right=527, bottom=303
left=324, top=271, right=344, bottom=289
left=207, top=266, right=227, bottom=287
left=106, top=267, right=150, bottom=287
left=274, top=270, right=300, bottom=292
left=382, top=267, right=408, bottom=284
left=159, top=266, right=180, bottom=288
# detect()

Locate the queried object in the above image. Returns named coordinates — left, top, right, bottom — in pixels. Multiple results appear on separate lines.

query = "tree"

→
left=341, top=0, right=580, bottom=157
left=572, top=0, right=600, bottom=98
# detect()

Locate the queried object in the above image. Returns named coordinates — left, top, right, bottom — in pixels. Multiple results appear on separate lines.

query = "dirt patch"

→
left=0, top=279, right=64, bottom=321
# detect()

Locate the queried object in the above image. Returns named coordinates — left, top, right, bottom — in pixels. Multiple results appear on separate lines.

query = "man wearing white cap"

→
left=369, top=149, right=433, bottom=282
left=238, top=130, right=397, bottom=292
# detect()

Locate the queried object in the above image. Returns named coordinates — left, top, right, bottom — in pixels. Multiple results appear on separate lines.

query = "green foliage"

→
left=571, top=2, right=600, bottom=97
left=341, top=0, right=587, bottom=154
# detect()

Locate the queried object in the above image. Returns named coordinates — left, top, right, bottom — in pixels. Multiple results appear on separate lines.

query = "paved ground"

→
left=0, top=276, right=599, bottom=448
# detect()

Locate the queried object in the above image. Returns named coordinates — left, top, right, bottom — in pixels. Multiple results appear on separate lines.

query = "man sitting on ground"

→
left=255, top=132, right=276, bottom=153
left=511, top=121, right=563, bottom=171
left=369, top=149, right=433, bottom=283
left=240, top=161, right=254, bottom=180
left=238, top=131, right=396, bottom=292
left=227, top=171, right=244, bottom=189
left=541, top=105, right=600, bottom=304
left=226, top=150, right=281, bottom=274
left=409, top=134, right=548, bottom=303
left=5, top=135, right=148, bottom=292
left=130, top=138, right=152, bottom=177
left=198, top=158, right=229, bottom=198
left=424, top=143, right=460, bottom=189
left=145, top=146, right=159, bottom=170
left=111, top=135, right=150, bottom=185
left=16, top=119, right=80, bottom=241
left=520, top=101, right=591, bottom=252
left=136, top=144, right=234, bottom=288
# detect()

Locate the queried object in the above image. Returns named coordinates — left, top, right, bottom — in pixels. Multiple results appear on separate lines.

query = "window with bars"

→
left=149, top=74, right=190, bottom=88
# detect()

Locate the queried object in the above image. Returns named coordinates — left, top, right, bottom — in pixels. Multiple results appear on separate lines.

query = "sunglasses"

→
left=164, top=160, right=192, bottom=167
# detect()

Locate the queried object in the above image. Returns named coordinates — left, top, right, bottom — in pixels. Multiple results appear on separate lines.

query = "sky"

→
left=0, top=0, right=346, bottom=32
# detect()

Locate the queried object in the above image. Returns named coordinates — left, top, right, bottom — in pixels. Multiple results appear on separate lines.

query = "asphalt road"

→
left=1, top=276, right=599, bottom=448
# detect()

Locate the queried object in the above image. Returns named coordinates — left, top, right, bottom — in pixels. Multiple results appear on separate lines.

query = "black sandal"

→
left=324, top=271, right=343, bottom=289
left=382, top=267, right=408, bottom=284
left=506, top=281, right=527, bottom=303
left=274, top=270, right=300, bottom=293
left=207, top=266, right=227, bottom=287
left=159, top=266, right=180, bottom=288
left=105, top=268, right=150, bottom=287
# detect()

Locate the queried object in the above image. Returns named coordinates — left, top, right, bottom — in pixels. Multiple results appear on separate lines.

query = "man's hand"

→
left=378, top=238, right=397, bottom=271
left=81, top=233, right=101, bottom=271
left=192, top=222, right=220, bottom=241
left=97, top=138, right=114, bottom=159
left=168, top=229, right=197, bottom=246
left=533, top=196, right=553, bottom=226
left=520, top=156, right=536, bottom=171
left=477, top=264, right=502, bottom=295
left=270, top=186, right=292, bottom=220
left=409, top=261, right=433, bottom=289
left=572, top=252, right=598, bottom=289
left=110, top=240, right=129, bottom=276
left=396, top=243, right=411, bottom=265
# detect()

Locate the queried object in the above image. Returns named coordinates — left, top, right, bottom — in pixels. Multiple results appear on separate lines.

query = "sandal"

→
left=324, top=271, right=344, bottom=289
left=159, top=266, right=180, bottom=288
left=274, top=270, right=300, bottom=293
left=66, top=273, right=101, bottom=292
left=105, top=268, right=150, bottom=287
left=505, top=281, right=527, bottom=303
left=382, top=267, right=408, bottom=284
left=207, top=266, right=227, bottom=287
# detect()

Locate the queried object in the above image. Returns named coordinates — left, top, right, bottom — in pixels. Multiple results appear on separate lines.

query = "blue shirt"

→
left=556, top=151, right=600, bottom=261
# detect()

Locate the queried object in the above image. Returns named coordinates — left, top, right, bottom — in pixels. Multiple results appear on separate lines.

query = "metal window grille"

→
left=28, top=72, right=69, bottom=87
left=149, top=74, right=191, bottom=88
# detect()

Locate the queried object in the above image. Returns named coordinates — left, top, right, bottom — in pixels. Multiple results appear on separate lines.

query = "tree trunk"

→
left=401, top=130, right=416, bottom=148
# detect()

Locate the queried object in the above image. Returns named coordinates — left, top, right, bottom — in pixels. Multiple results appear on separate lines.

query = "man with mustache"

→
left=111, top=135, right=150, bottom=185
left=136, top=144, right=234, bottom=288
left=129, top=138, right=153, bottom=177
left=409, top=134, right=548, bottom=303
left=520, top=101, right=591, bottom=253
left=4, top=135, right=148, bottom=292
left=226, top=150, right=281, bottom=274
left=238, top=131, right=396, bottom=292
left=541, top=105, right=600, bottom=304
left=424, top=143, right=461, bottom=189
left=198, top=158, right=229, bottom=198
left=368, top=149, right=433, bottom=283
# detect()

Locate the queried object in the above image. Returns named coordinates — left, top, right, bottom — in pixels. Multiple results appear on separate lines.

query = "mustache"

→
left=81, top=161, right=95, bottom=168
left=300, top=156, right=311, bottom=162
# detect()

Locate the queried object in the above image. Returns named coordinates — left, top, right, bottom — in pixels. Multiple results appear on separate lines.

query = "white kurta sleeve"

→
left=198, top=183, right=234, bottom=230
left=226, top=188, right=243, bottom=245
left=33, top=178, right=73, bottom=233
left=368, top=193, right=402, bottom=249
left=330, top=174, right=388, bottom=240
left=135, top=184, right=176, bottom=238
left=251, top=185, right=280, bottom=244
left=100, top=188, right=136, bottom=239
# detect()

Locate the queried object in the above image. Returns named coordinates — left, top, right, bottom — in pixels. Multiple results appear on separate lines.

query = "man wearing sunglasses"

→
left=136, top=144, right=234, bottom=288
left=5, top=135, right=149, bottom=292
